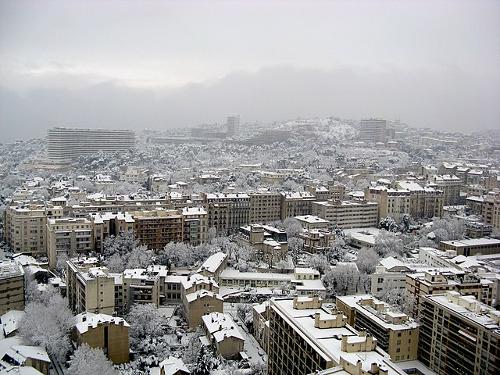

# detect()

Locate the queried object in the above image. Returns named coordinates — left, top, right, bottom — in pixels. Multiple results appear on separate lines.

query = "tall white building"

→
left=47, top=127, right=136, bottom=163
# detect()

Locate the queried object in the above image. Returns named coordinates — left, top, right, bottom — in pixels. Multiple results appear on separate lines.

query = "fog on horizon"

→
left=1, top=0, right=499, bottom=141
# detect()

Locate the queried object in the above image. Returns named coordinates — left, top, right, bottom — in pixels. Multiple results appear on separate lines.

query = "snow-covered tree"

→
left=379, top=217, right=398, bottom=232
left=378, top=287, right=416, bottom=317
left=307, top=254, right=330, bottom=274
left=207, top=227, right=217, bottom=243
left=192, top=345, right=219, bottom=375
left=103, top=231, right=138, bottom=258
left=67, top=344, right=116, bottom=375
left=373, top=231, right=404, bottom=257
left=327, top=237, right=347, bottom=262
left=183, top=328, right=203, bottom=365
left=283, top=217, right=303, bottom=238
left=55, top=252, right=69, bottom=275
left=323, top=264, right=360, bottom=297
left=125, top=245, right=154, bottom=269
left=237, top=304, right=253, bottom=327
left=288, top=237, right=304, bottom=263
left=126, top=304, right=165, bottom=350
left=20, top=292, right=74, bottom=363
left=355, top=247, right=379, bottom=274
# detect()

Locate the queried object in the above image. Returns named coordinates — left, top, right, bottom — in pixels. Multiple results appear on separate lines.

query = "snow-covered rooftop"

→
left=202, top=312, right=244, bottom=343
left=197, top=252, right=227, bottom=274
left=74, top=312, right=129, bottom=334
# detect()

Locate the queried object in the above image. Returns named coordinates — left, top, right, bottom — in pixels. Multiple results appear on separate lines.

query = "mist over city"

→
left=0, top=1, right=499, bottom=375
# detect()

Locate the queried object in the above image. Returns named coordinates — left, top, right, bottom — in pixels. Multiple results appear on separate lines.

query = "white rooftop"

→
left=74, top=312, right=129, bottom=334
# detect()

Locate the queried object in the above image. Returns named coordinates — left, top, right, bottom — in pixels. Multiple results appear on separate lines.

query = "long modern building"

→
left=47, top=127, right=136, bottom=163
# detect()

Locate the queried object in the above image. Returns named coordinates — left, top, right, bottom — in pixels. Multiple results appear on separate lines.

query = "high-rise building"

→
left=268, top=296, right=407, bottom=375
left=336, top=295, right=419, bottom=362
left=4, top=204, right=64, bottom=256
left=226, top=115, right=240, bottom=136
left=47, top=127, right=136, bottom=163
left=419, top=291, right=500, bottom=375
left=359, top=119, right=387, bottom=143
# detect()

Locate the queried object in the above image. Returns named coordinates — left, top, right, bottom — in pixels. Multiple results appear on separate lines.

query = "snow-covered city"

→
left=1, top=1, right=499, bottom=375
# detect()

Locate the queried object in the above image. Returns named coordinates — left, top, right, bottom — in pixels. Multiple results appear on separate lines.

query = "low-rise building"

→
left=73, top=312, right=130, bottom=364
left=196, top=252, right=227, bottom=281
left=201, top=312, right=245, bottom=359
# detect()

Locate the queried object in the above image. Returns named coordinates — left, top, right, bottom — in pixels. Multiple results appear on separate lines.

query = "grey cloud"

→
left=1, top=65, right=499, bottom=142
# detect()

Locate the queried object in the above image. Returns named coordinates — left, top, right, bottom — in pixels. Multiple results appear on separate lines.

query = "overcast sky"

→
left=1, top=0, right=499, bottom=140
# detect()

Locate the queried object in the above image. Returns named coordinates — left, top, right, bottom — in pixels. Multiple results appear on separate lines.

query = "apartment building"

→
left=336, top=295, right=419, bottom=362
left=395, top=181, right=444, bottom=219
left=359, top=119, right=387, bottom=143
left=366, top=182, right=443, bottom=222
left=203, top=193, right=250, bottom=234
left=67, top=261, right=116, bottom=315
left=47, top=127, right=136, bottom=163
left=406, top=270, right=494, bottom=313
left=131, top=210, right=183, bottom=250
left=4, top=205, right=64, bottom=255
left=89, top=212, right=135, bottom=253
left=268, top=296, right=406, bottom=375
left=327, top=182, right=346, bottom=201
left=0, top=261, right=25, bottom=315
left=429, top=175, right=462, bottom=206
left=66, top=259, right=161, bottom=315
left=248, top=190, right=282, bottom=224
left=280, top=191, right=316, bottom=220
left=73, top=312, right=130, bottom=364
left=419, top=291, right=500, bottom=375
left=122, top=268, right=161, bottom=311
left=312, top=200, right=379, bottom=229
left=365, top=186, right=410, bottom=222
left=180, top=206, right=208, bottom=245
left=47, top=217, right=94, bottom=269
left=440, top=238, right=500, bottom=256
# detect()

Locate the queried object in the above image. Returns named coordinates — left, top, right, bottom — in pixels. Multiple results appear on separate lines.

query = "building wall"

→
left=249, top=192, right=282, bottom=224
left=185, top=295, right=223, bottom=330
left=418, top=296, right=500, bottom=375
left=0, top=270, right=25, bottom=315
left=216, top=336, right=244, bottom=359
left=75, top=323, right=130, bottom=364
left=47, top=218, right=93, bottom=269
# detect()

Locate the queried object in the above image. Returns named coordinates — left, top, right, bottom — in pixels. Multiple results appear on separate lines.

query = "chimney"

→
left=370, top=363, right=379, bottom=373
left=341, top=336, right=348, bottom=351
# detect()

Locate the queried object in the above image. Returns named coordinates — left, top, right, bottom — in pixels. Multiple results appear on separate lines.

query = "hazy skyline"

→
left=1, top=0, right=499, bottom=140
